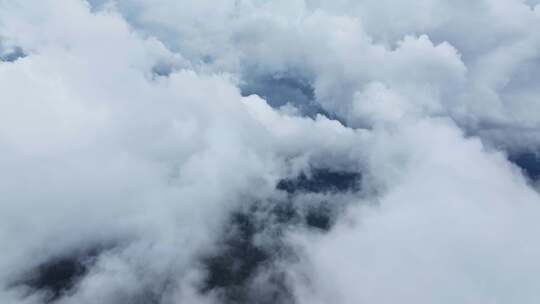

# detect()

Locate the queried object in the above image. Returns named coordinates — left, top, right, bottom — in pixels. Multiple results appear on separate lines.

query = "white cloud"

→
left=290, top=118, right=540, bottom=304
left=1, top=0, right=539, bottom=303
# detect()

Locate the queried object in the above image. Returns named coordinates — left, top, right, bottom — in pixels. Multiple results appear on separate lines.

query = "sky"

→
left=1, top=0, right=540, bottom=303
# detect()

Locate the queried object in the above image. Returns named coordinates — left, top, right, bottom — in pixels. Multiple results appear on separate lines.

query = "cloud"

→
left=0, top=0, right=539, bottom=303
left=290, top=118, right=540, bottom=304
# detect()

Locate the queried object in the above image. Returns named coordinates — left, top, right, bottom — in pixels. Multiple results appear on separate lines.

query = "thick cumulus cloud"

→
left=1, top=0, right=540, bottom=303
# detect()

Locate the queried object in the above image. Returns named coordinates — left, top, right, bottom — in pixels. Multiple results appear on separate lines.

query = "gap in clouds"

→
left=509, top=151, right=540, bottom=181
left=11, top=245, right=114, bottom=303
left=199, top=167, right=362, bottom=303
left=0, top=46, right=25, bottom=62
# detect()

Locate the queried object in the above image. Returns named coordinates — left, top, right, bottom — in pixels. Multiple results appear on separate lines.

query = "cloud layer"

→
left=1, top=0, right=539, bottom=303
